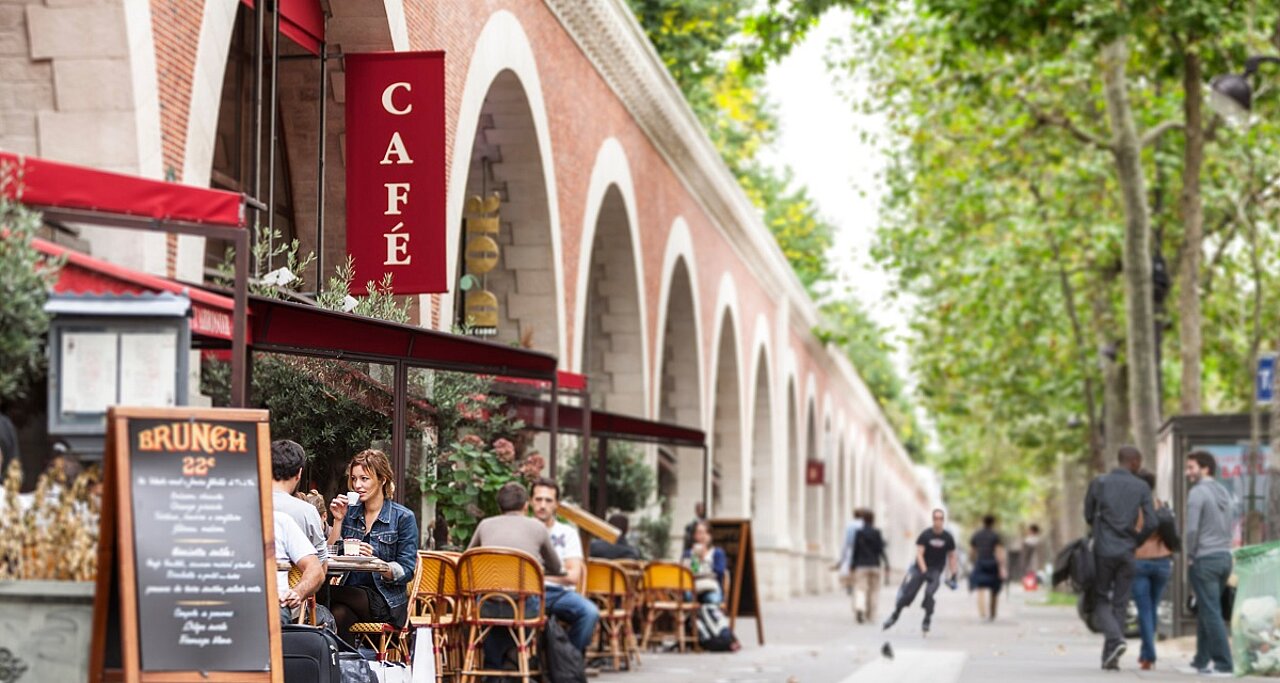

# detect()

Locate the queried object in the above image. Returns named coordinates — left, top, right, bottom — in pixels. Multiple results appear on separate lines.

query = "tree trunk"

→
left=1178, top=49, right=1205, bottom=415
left=1101, top=38, right=1161, bottom=461
left=1091, top=285, right=1128, bottom=469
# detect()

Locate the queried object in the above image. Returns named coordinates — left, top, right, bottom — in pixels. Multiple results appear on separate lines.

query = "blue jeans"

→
left=1131, top=557, right=1172, bottom=663
left=545, top=584, right=600, bottom=653
left=1189, top=552, right=1233, bottom=673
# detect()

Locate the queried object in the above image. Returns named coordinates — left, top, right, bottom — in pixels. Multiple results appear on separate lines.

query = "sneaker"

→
left=1102, top=642, right=1126, bottom=670
left=882, top=613, right=899, bottom=631
left=921, top=615, right=931, bottom=634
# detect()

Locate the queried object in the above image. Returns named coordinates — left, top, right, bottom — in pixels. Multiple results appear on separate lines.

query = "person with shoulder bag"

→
left=1131, top=469, right=1179, bottom=671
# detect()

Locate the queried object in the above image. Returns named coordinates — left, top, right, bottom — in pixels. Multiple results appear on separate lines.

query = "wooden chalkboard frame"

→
left=708, top=518, right=764, bottom=645
left=90, top=406, right=283, bottom=683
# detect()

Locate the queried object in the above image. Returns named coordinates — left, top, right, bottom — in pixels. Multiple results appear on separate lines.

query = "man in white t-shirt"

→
left=531, top=478, right=599, bottom=653
left=276, top=513, right=322, bottom=625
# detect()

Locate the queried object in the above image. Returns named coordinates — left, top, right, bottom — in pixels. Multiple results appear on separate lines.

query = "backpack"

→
left=541, top=617, right=587, bottom=683
left=695, top=603, right=736, bottom=652
left=1068, top=536, right=1095, bottom=593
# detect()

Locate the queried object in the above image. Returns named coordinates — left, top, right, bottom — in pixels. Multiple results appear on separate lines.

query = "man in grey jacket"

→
left=1182, top=450, right=1234, bottom=676
left=1084, top=445, right=1157, bottom=670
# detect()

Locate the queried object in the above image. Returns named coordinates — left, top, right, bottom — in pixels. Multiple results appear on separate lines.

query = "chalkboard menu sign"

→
left=91, top=406, right=282, bottom=683
left=708, top=518, right=764, bottom=645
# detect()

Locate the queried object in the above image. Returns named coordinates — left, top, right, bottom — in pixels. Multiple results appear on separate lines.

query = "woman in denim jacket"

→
left=327, top=449, right=418, bottom=642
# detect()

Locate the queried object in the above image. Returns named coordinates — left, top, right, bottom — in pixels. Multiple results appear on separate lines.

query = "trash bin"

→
left=1231, top=541, right=1280, bottom=677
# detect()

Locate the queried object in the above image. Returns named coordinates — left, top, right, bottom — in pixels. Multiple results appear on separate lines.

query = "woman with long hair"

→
left=1132, top=468, right=1180, bottom=671
left=327, top=449, right=418, bottom=643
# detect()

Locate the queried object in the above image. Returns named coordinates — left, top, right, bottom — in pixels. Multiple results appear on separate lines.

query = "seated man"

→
left=531, top=478, right=600, bottom=653
left=271, top=440, right=331, bottom=626
left=276, top=513, right=323, bottom=625
left=469, top=482, right=562, bottom=669
left=588, top=514, right=641, bottom=560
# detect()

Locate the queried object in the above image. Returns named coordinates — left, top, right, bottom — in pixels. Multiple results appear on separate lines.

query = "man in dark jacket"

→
left=1084, top=445, right=1157, bottom=671
left=589, top=514, right=641, bottom=560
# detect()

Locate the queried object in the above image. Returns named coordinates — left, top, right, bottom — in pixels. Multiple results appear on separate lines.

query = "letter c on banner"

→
left=382, top=82, right=412, bottom=115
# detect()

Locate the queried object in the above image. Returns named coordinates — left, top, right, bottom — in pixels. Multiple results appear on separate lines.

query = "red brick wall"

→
left=151, top=0, right=204, bottom=276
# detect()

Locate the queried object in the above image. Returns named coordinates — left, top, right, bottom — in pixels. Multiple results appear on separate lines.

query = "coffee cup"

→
left=343, top=538, right=360, bottom=556
left=346, top=491, right=359, bottom=506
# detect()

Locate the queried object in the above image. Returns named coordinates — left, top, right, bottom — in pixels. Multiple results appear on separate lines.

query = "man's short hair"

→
left=531, top=477, right=560, bottom=501
left=982, top=514, right=996, bottom=528
left=496, top=481, right=528, bottom=512
left=932, top=508, right=945, bottom=519
left=607, top=513, right=629, bottom=536
left=270, top=439, right=306, bottom=481
left=1118, top=444, right=1143, bottom=466
left=862, top=510, right=876, bottom=526
left=1187, top=450, right=1217, bottom=477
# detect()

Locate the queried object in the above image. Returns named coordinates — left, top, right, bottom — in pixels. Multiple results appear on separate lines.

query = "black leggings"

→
left=330, top=585, right=397, bottom=644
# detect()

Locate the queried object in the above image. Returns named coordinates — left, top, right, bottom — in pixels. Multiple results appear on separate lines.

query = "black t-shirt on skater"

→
left=916, top=528, right=956, bottom=572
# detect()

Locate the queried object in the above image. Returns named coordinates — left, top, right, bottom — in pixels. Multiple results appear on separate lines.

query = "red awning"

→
left=508, top=398, right=705, bottom=449
left=242, top=0, right=325, bottom=55
left=494, top=371, right=588, bottom=393
left=34, top=238, right=239, bottom=341
left=1, top=152, right=245, bottom=228
left=245, top=295, right=559, bottom=381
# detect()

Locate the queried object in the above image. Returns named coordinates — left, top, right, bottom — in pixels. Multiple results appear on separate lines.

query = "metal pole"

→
left=392, top=361, right=408, bottom=504
left=250, top=0, right=265, bottom=276
left=548, top=378, right=559, bottom=478
left=701, top=445, right=710, bottom=516
left=595, top=437, right=608, bottom=517
left=315, top=37, right=328, bottom=294
left=580, top=388, right=591, bottom=507
left=266, top=0, right=281, bottom=271
left=230, top=229, right=250, bottom=407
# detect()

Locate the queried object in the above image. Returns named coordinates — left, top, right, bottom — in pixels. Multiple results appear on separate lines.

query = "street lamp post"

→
left=1211, top=54, right=1280, bottom=542
left=1209, top=55, right=1280, bottom=124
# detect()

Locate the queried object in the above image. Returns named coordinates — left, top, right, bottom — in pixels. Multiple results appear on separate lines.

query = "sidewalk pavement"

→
left=597, top=579, right=1266, bottom=682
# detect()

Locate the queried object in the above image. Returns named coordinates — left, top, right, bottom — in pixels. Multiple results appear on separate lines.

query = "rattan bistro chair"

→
left=585, top=559, right=641, bottom=671
left=286, top=564, right=318, bottom=626
left=456, top=547, right=546, bottom=683
left=409, top=551, right=462, bottom=680
left=349, top=558, right=423, bottom=665
left=639, top=562, right=700, bottom=653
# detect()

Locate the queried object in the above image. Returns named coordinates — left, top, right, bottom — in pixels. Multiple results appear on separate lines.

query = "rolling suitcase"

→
left=281, top=624, right=341, bottom=683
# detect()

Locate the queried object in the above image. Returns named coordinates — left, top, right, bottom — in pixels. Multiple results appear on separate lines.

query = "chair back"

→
left=642, top=561, right=694, bottom=593
left=457, top=547, right=546, bottom=623
left=585, top=559, right=629, bottom=598
left=411, top=551, right=460, bottom=622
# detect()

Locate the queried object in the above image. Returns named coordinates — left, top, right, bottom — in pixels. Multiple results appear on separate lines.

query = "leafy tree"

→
left=559, top=440, right=657, bottom=513
left=0, top=191, right=62, bottom=404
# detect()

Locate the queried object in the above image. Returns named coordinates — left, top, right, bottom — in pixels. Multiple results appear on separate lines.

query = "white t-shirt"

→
left=274, top=515, right=316, bottom=602
left=547, top=520, right=582, bottom=589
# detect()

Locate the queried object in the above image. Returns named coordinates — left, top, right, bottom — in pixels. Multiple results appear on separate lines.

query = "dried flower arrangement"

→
left=0, top=460, right=100, bottom=581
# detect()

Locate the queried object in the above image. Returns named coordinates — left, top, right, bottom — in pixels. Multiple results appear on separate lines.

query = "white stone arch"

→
left=707, top=272, right=746, bottom=515
left=446, top=10, right=565, bottom=357
left=653, top=217, right=705, bottom=528
left=783, top=364, right=804, bottom=594
left=571, top=137, right=649, bottom=417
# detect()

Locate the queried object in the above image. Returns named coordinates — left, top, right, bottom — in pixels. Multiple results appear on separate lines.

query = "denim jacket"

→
left=339, top=500, right=418, bottom=610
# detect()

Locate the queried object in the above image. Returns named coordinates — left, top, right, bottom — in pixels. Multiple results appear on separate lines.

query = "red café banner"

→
left=345, top=51, right=447, bottom=295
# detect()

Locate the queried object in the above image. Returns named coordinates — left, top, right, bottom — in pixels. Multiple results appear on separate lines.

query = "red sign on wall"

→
left=806, top=460, right=825, bottom=486
left=345, top=51, right=447, bottom=295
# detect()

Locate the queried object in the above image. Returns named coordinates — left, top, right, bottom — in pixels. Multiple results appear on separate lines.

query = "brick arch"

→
left=573, top=138, right=648, bottom=416
left=748, top=319, right=778, bottom=541
left=654, top=218, right=703, bottom=526
left=446, top=10, right=564, bottom=357
left=453, top=69, right=561, bottom=356
left=708, top=282, right=744, bottom=516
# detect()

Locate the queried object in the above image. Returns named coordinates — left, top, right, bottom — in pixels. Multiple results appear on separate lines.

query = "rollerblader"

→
left=883, top=508, right=958, bottom=634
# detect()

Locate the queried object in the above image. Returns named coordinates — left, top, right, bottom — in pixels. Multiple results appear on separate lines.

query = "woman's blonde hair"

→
left=348, top=449, right=395, bottom=500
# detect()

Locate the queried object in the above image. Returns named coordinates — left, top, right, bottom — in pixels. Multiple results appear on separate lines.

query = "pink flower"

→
left=493, top=438, right=516, bottom=463
left=519, top=453, right=545, bottom=478
left=460, top=434, right=484, bottom=448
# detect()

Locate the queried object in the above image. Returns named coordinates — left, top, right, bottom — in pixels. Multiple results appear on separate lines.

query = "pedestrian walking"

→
left=832, top=507, right=864, bottom=604
left=1131, top=469, right=1180, bottom=671
left=1021, top=523, right=1042, bottom=585
left=968, top=514, right=1007, bottom=621
left=851, top=509, right=889, bottom=624
left=1178, top=450, right=1234, bottom=677
left=883, top=508, right=958, bottom=634
left=1084, top=445, right=1157, bottom=671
